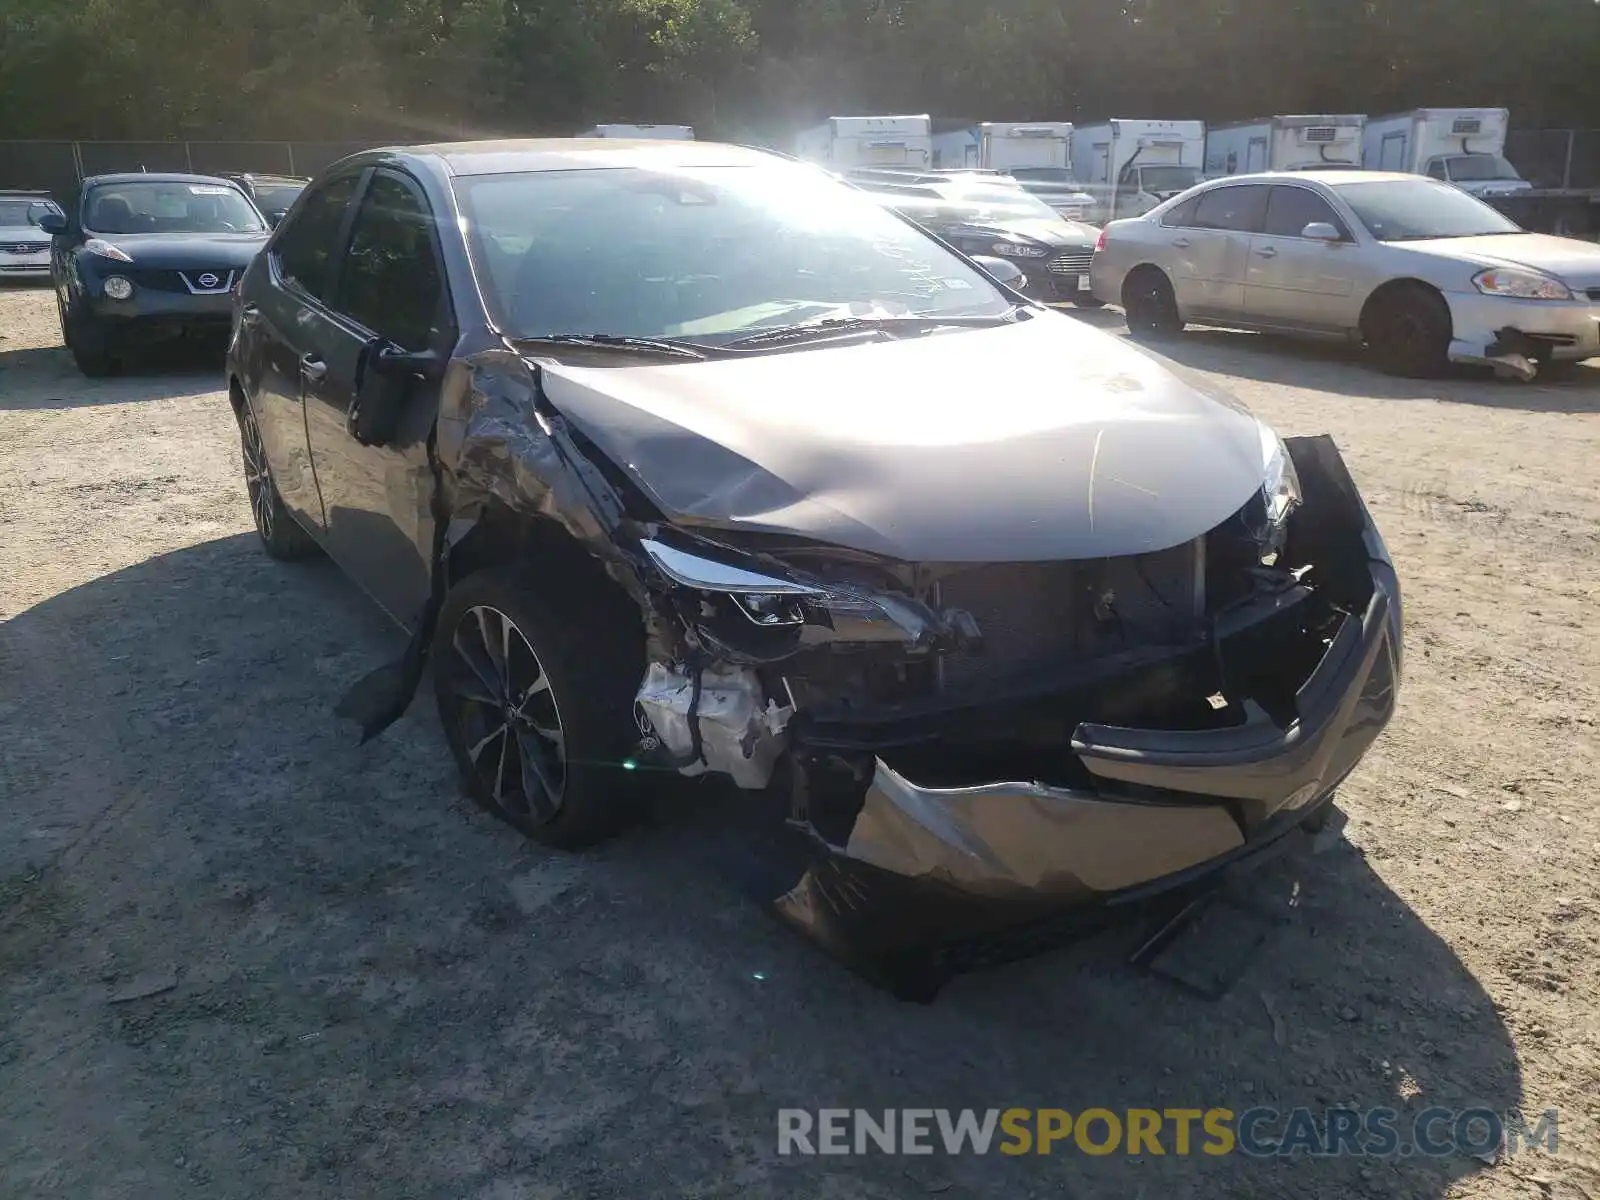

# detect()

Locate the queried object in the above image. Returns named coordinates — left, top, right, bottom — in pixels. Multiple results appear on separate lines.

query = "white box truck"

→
left=1070, top=119, right=1206, bottom=223
left=1360, top=108, right=1529, bottom=198
left=931, top=121, right=1073, bottom=171
left=1204, top=115, right=1366, bottom=176
left=795, top=115, right=932, bottom=170
left=577, top=124, right=695, bottom=140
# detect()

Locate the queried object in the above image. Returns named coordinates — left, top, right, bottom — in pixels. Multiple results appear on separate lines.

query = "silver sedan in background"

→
left=1090, top=170, right=1600, bottom=380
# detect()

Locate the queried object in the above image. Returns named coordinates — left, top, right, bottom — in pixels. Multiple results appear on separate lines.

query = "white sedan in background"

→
left=1089, top=170, right=1600, bottom=379
left=0, top=190, right=61, bottom=279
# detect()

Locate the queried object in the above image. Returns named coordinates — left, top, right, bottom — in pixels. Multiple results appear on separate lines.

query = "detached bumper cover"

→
left=1445, top=290, right=1600, bottom=366
left=775, top=437, right=1402, bottom=975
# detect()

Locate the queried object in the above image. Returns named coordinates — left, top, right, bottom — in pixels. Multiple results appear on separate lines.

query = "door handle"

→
left=1256, top=246, right=1278, bottom=259
left=300, top=354, right=327, bottom=383
left=1171, top=237, right=1191, bottom=249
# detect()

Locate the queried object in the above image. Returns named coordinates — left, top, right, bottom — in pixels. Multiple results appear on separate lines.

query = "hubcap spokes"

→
left=241, top=413, right=273, bottom=539
left=449, top=605, right=566, bottom=819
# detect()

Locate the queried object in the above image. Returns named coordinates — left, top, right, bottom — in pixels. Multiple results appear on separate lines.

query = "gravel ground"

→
left=2, top=281, right=1597, bottom=1199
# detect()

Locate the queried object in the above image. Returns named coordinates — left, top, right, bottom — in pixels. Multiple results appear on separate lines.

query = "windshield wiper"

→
left=512, top=333, right=713, bottom=360
left=723, top=309, right=1026, bottom=350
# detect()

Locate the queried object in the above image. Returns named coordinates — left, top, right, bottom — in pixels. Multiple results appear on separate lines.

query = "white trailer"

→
left=1070, top=119, right=1206, bottom=222
left=1204, top=115, right=1366, bottom=177
left=930, top=122, right=1074, bottom=172
left=794, top=115, right=932, bottom=170
left=577, top=124, right=695, bottom=140
left=1360, top=108, right=1529, bottom=198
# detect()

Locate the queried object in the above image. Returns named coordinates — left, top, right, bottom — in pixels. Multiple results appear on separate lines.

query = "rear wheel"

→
left=1363, top=283, right=1452, bottom=378
left=433, top=566, right=644, bottom=850
left=1122, top=267, right=1183, bottom=339
left=239, top=399, right=320, bottom=560
left=1072, top=292, right=1107, bottom=309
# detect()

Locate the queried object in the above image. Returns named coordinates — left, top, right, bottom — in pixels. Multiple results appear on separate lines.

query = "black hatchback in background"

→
left=41, top=172, right=270, bottom=375
left=221, top=173, right=309, bottom=227
left=851, top=172, right=1104, bottom=306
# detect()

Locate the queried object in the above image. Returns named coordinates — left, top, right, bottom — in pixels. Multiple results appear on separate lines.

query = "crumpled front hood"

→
left=86, top=231, right=267, bottom=269
left=538, top=313, right=1268, bottom=563
left=1397, top=232, right=1600, bottom=286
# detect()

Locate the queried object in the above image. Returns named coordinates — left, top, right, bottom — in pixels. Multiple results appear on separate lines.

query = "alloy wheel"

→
left=445, top=605, right=568, bottom=820
left=240, top=408, right=274, bottom=541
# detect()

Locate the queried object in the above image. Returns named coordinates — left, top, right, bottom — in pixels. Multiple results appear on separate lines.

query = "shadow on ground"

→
left=0, top=341, right=226, bottom=410
left=1065, top=308, right=1600, bottom=414
left=0, top=537, right=1524, bottom=1199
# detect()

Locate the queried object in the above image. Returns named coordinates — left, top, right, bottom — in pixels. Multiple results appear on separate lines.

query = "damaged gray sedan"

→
left=226, top=139, right=1402, bottom=996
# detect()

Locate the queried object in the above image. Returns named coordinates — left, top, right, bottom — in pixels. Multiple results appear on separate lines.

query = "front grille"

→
left=935, top=543, right=1200, bottom=687
left=0, top=241, right=47, bottom=254
left=125, top=268, right=190, bottom=293
left=1048, top=251, right=1094, bottom=276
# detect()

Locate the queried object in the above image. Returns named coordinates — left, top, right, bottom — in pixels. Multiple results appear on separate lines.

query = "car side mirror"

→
left=267, top=210, right=288, bottom=227
left=1302, top=222, right=1343, bottom=243
left=971, top=254, right=1027, bottom=291
left=37, top=212, right=68, bottom=235
left=348, top=342, right=440, bottom=447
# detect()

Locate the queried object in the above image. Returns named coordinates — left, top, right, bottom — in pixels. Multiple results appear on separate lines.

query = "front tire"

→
left=239, top=400, right=320, bottom=560
left=1072, top=293, right=1107, bottom=309
left=433, top=566, right=644, bottom=850
left=1122, top=267, right=1184, bottom=339
left=63, top=301, right=115, bottom=377
left=1363, top=283, right=1452, bottom=378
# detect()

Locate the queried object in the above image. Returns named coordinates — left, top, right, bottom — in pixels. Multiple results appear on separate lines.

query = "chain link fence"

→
left=0, top=140, right=394, bottom=204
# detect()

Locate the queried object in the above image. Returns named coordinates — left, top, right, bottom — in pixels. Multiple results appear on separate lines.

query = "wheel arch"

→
left=1358, top=277, right=1450, bottom=340
left=445, top=500, right=643, bottom=633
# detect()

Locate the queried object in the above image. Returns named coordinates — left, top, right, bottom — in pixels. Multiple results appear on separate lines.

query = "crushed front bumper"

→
left=1445, top=289, right=1600, bottom=374
left=769, top=436, right=1403, bottom=986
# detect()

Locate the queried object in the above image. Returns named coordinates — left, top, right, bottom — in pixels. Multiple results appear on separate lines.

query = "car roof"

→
left=222, top=172, right=308, bottom=185
left=1205, top=169, right=1420, bottom=187
left=381, top=138, right=779, bottom=177
left=82, top=172, right=245, bottom=188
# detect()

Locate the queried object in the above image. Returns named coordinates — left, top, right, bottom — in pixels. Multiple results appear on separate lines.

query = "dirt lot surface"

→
left=2, top=282, right=1597, bottom=1199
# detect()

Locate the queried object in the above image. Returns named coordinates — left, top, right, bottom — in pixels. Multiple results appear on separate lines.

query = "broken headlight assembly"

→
left=639, top=534, right=953, bottom=659
left=1250, top=423, right=1302, bottom=561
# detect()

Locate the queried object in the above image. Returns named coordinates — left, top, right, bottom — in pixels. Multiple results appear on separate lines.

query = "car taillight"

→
left=1094, top=227, right=1107, bottom=252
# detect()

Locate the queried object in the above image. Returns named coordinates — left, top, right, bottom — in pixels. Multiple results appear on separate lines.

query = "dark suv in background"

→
left=42, top=172, right=269, bottom=375
left=221, top=173, right=309, bottom=227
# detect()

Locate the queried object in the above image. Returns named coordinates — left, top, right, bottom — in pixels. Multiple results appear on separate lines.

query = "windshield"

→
left=83, top=181, right=265, bottom=234
left=936, top=182, right=1063, bottom=223
left=1135, top=166, right=1202, bottom=194
left=1446, top=154, right=1523, bottom=183
left=1335, top=178, right=1521, bottom=241
left=0, top=198, right=60, bottom=228
left=453, top=164, right=1013, bottom=345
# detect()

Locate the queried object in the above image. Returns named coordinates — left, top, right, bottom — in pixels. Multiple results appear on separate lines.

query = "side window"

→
left=1160, top=196, right=1200, bottom=227
left=1426, top=160, right=1449, bottom=180
left=334, top=173, right=446, bottom=350
left=1262, top=186, right=1351, bottom=239
left=1191, top=185, right=1269, bottom=233
left=275, top=173, right=362, bottom=299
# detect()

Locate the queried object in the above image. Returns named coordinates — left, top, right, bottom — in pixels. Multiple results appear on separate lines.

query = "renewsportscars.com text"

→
left=777, top=1107, right=1558, bottom=1159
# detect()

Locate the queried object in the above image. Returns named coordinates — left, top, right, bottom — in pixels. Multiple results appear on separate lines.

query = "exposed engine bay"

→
left=627, top=432, right=1395, bottom=837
